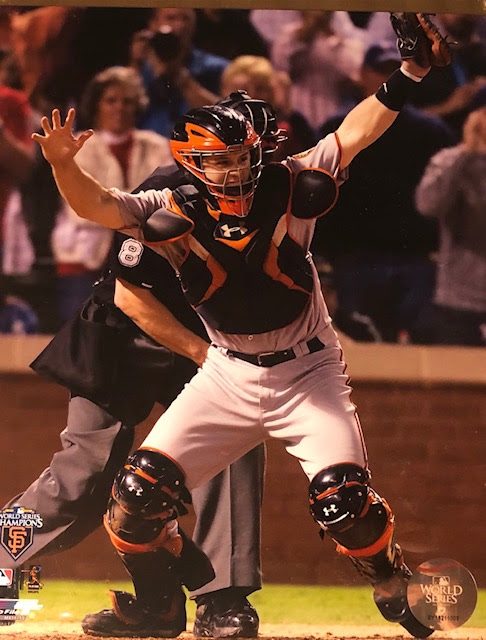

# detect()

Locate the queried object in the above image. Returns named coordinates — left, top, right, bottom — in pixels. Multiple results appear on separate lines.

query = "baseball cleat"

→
left=374, top=568, right=434, bottom=638
left=81, top=589, right=186, bottom=638
left=194, top=591, right=259, bottom=638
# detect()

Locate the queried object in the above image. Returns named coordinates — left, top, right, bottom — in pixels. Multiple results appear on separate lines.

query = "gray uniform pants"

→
left=0, top=396, right=264, bottom=596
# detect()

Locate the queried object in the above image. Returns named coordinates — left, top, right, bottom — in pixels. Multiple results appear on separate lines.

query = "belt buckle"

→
left=256, top=351, right=275, bottom=366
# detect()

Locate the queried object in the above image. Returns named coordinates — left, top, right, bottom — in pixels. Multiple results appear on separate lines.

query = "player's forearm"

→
left=51, top=158, right=124, bottom=229
left=337, top=61, right=429, bottom=169
left=336, top=96, right=398, bottom=168
left=115, top=278, right=209, bottom=366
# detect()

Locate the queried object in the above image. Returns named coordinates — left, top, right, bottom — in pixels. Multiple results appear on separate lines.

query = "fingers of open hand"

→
left=52, top=109, right=62, bottom=129
left=65, top=108, right=76, bottom=128
left=76, top=129, right=94, bottom=148
left=33, top=107, right=92, bottom=156
left=40, top=116, right=52, bottom=134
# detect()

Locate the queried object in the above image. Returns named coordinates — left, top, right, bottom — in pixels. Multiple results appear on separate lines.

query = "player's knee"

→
left=106, top=449, right=191, bottom=547
left=309, top=463, right=393, bottom=552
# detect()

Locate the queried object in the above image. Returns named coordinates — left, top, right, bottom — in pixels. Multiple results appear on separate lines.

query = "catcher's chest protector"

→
left=177, top=163, right=315, bottom=334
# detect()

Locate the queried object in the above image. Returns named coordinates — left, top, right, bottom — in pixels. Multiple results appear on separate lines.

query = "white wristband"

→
left=400, top=65, right=424, bottom=83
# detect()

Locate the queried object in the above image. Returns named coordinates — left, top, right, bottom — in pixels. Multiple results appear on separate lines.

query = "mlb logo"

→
left=0, top=568, right=13, bottom=587
left=433, top=575, right=450, bottom=586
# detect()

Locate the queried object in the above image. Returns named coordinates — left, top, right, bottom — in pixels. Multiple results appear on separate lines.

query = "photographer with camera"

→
left=139, top=10, right=228, bottom=136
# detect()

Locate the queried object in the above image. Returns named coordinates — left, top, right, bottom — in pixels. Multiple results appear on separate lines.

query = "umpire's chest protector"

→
left=177, top=163, right=317, bottom=335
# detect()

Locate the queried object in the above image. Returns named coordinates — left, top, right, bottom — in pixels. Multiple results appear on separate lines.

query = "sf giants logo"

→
left=1, top=526, right=33, bottom=560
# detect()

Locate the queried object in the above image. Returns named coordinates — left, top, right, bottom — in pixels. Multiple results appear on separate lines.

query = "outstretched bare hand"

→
left=32, top=108, right=93, bottom=166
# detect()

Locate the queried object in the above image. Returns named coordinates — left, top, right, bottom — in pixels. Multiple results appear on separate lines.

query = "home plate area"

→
left=0, top=623, right=485, bottom=639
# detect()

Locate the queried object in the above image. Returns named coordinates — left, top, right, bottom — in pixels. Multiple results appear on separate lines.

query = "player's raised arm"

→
left=336, top=13, right=452, bottom=168
left=32, top=108, right=124, bottom=229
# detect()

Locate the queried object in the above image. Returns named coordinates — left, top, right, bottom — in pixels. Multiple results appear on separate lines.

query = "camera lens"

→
left=148, top=27, right=182, bottom=62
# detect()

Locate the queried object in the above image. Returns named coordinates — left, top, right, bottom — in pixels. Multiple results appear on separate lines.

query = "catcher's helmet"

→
left=218, top=90, right=287, bottom=158
left=170, top=105, right=262, bottom=217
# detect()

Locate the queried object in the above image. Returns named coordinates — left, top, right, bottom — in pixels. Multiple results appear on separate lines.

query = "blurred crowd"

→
left=0, top=7, right=485, bottom=345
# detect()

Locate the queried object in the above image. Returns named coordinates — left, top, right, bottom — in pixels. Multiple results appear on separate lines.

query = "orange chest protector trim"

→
left=176, top=163, right=316, bottom=335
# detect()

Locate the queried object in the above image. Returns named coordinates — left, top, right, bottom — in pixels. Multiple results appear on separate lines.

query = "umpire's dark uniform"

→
left=0, top=167, right=264, bottom=599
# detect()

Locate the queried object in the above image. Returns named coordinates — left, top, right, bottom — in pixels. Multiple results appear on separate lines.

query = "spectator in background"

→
left=17, top=136, right=60, bottom=333
left=194, top=9, right=268, bottom=59
left=0, top=27, right=23, bottom=92
left=128, top=28, right=152, bottom=75
left=251, top=10, right=377, bottom=49
left=415, top=106, right=486, bottom=347
left=220, top=55, right=275, bottom=105
left=52, top=66, right=174, bottom=323
left=9, top=6, right=151, bottom=114
left=344, top=11, right=396, bottom=46
left=412, top=14, right=486, bottom=137
left=138, top=8, right=228, bottom=137
left=250, top=10, right=300, bottom=48
left=1, top=26, right=57, bottom=329
left=220, top=55, right=317, bottom=160
left=148, top=8, right=228, bottom=95
left=272, top=70, right=319, bottom=158
left=8, top=6, right=73, bottom=113
left=0, top=78, right=34, bottom=269
left=314, top=44, right=455, bottom=343
left=140, top=27, right=219, bottom=138
left=271, top=10, right=364, bottom=130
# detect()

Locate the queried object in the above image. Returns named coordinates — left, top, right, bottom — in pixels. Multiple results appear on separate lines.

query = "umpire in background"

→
left=0, top=163, right=263, bottom=638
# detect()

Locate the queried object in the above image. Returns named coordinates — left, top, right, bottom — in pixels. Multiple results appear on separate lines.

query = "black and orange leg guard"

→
left=93, top=449, right=214, bottom=634
left=309, top=464, right=433, bottom=638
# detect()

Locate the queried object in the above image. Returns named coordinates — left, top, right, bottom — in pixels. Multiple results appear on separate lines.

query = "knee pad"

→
left=113, top=449, right=190, bottom=518
left=309, top=463, right=393, bottom=553
left=106, top=449, right=191, bottom=550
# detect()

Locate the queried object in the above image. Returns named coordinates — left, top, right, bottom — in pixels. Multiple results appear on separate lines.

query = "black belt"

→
left=227, top=336, right=325, bottom=367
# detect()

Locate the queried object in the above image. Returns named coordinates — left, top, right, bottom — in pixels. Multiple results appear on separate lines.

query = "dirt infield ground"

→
left=0, top=623, right=485, bottom=640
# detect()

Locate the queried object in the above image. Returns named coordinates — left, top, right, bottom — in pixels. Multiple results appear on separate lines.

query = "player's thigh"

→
left=142, top=346, right=263, bottom=490
left=267, top=347, right=367, bottom=480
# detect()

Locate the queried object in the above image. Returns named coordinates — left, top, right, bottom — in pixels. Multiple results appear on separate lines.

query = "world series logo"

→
left=408, top=558, right=477, bottom=631
left=0, top=508, right=43, bottom=560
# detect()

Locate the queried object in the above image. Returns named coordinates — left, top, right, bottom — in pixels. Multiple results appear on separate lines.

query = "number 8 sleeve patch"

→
left=118, top=239, right=144, bottom=267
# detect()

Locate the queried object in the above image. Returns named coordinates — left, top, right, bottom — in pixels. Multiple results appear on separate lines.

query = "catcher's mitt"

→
left=390, top=12, right=453, bottom=69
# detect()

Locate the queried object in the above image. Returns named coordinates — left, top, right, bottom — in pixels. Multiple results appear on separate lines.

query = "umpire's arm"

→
left=114, top=278, right=210, bottom=367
